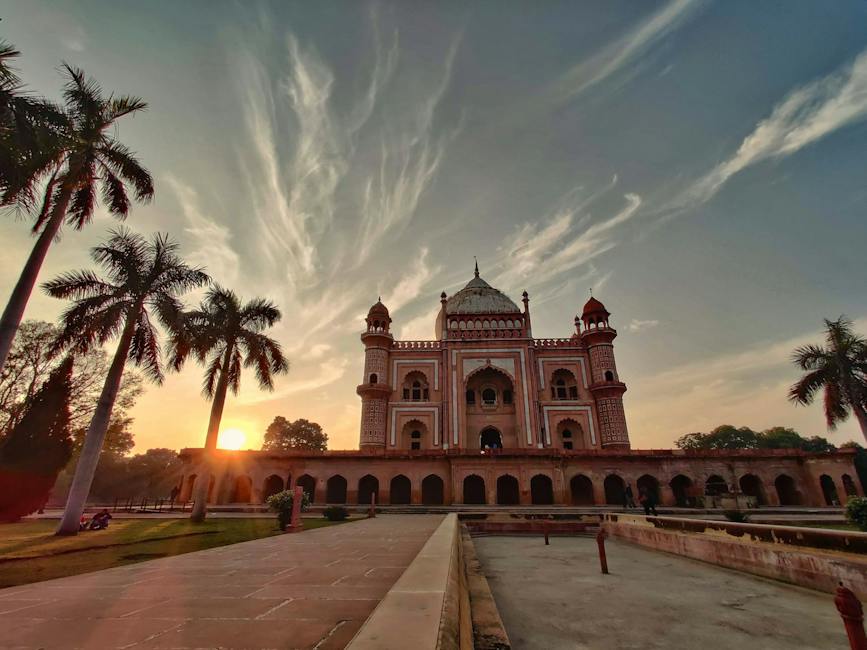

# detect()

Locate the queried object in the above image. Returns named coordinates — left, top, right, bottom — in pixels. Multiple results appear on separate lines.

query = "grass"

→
left=0, top=516, right=350, bottom=588
left=799, top=522, right=861, bottom=532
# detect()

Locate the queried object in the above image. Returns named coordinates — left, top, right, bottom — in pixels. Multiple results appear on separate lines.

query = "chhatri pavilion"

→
left=179, top=268, right=860, bottom=509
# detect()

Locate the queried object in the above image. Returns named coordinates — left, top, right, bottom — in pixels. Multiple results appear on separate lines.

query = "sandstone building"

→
left=179, top=269, right=861, bottom=509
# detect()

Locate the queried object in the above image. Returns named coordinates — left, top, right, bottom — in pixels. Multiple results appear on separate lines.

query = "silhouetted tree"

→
left=47, top=230, right=207, bottom=535
left=169, top=287, right=287, bottom=522
left=675, top=425, right=761, bottom=450
left=0, top=357, right=73, bottom=521
left=790, top=316, right=867, bottom=444
left=0, top=64, right=154, bottom=375
left=262, top=417, right=327, bottom=452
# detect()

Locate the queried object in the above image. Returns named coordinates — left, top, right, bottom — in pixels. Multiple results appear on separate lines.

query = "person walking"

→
left=624, top=483, right=636, bottom=508
left=639, top=488, right=658, bottom=516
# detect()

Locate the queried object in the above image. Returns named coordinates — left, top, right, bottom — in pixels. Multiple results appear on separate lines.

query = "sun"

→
left=217, top=428, right=247, bottom=450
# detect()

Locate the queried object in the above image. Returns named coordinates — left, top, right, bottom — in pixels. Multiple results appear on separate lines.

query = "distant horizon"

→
left=2, top=1, right=866, bottom=452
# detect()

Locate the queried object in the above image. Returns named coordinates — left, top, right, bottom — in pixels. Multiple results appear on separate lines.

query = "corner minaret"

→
left=580, top=296, right=630, bottom=448
left=357, top=299, right=392, bottom=449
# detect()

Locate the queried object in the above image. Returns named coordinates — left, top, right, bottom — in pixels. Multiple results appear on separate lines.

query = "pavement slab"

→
left=0, top=514, right=443, bottom=649
left=474, top=535, right=849, bottom=650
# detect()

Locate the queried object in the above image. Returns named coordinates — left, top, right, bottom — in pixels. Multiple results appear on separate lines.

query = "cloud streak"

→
left=680, top=48, right=867, bottom=208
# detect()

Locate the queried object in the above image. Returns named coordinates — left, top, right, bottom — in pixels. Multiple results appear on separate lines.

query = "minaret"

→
left=357, top=299, right=392, bottom=449
left=580, top=296, right=630, bottom=448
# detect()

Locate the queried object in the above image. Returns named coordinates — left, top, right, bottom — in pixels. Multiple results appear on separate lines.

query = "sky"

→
left=2, top=1, right=867, bottom=452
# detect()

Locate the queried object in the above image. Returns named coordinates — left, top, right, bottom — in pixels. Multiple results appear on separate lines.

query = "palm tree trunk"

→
left=0, top=184, right=72, bottom=374
left=56, top=312, right=136, bottom=536
left=190, top=345, right=234, bottom=523
left=853, top=402, right=867, bottom=446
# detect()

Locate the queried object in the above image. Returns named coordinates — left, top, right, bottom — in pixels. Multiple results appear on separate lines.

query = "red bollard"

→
left=835, top=583, right=867, bottom=650
left=596, top=528, right=609, bottom=575
left=544, top=522, right=550, bottom=545
left=286, top=486, right=305, bottom=533
left=368, top=492, right=376, bottom=518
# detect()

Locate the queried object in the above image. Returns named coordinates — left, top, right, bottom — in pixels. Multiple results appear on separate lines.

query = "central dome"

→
left=445, top=273, right=521, bottom=315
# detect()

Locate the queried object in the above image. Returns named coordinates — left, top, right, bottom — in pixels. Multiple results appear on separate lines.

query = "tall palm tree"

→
left=169, top=287, right=288, bottom=522
left=790, top=316, right=867, bottom=444
left=46, top=229, right=208, bottom=535
left=0, top=64, right=153, bottom=375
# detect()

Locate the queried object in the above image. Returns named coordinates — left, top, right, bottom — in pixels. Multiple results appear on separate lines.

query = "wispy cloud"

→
left=495, top=189, right=641, bottom=290
left=626, top=318, right=660, bottom=333
left=240, top=356, right=350, bottom=404
left=399, top=305, right=441, bottom=341
left=679, top=48, right=867, bottom=208
left=166, top=176, right=240, bottom=286
left=355, top=36, right=462, bottom=265
left=380, top=247, right=441, bottom=313
left=552, top=0, right=703, bottom=102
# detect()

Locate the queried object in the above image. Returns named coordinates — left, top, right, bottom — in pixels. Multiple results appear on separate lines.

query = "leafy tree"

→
left=262, top=417, right=327, bottom=452
left=675, top=425, right=760, bottom=450
left=790, top=316, right=867, bottom=444
left=759, top=426, right=805, bottom=449
left=169, top=286, right=288, bottom=522
left=799, top=436, right=836, bottom=454
left=0, top=320, right=142, bottom=437
left=0, top=64, right=154, bottom=375
left=0, top=357, right=73, bottom=521
left=46, top=230, right=208, bottom=535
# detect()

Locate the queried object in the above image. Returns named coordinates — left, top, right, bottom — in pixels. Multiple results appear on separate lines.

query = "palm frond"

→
left=788, top=368, right=830, bottom=405
left=128, top=309, right=163, bottom=384
left=106, top=95, right=147, bottom=121
left=98, top=163, right=130, bottom=217
left=99, top=140, right=153, bottom=202
left=66, top=169, right=96, bottom=229
left=202, top=351, right=223, bottom=398
left=240, top=298, right=282, bottom=330
left=60, top=63, right=103, bottom=121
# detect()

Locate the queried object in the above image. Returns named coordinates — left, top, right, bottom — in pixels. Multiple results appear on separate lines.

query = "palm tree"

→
left=169, top=287, right=288, bottom=522
left=0, top=64, right=153, bottom=375
left=46, top=229, right=208, bottom=535
left=790, top=316, right=867, bottom=444
left=0, top=41, right=65, bottom=207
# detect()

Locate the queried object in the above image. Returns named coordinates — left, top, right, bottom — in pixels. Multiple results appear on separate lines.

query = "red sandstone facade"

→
left=178, top=271, right=862, bottom=509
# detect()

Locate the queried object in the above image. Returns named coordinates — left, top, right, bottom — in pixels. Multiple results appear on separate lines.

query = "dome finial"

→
left=474, top=256, right=479, bottom=278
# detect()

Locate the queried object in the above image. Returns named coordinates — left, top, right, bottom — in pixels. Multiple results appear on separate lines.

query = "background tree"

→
left=47, top=230, right=207, bottom=535
left=0, top=320, right=142, bottom=437
left=675, top=425, right=760, bottom=450
left=0, top=64, right=154, bottom=375
left=841, top=442, right=867, bottom=493
left=169, top=286, right=288, bottom=523
left=262, top=417, right=328, bottom=452
left=0, top=357, right=73, bottom=522
left=790, top=316, right=867, bottom=444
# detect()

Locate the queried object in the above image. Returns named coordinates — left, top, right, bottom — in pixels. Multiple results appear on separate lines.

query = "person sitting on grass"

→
left=88, top=509, right=113, bottom=530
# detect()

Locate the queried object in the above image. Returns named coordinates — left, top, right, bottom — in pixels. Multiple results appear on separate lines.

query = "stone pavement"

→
left=474, top=535, right=848, bottom=650
left=0, top=514, right=444, bottom=649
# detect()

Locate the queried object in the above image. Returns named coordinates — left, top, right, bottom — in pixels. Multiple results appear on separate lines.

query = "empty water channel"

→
left=473, top=535, right=845, bottom=650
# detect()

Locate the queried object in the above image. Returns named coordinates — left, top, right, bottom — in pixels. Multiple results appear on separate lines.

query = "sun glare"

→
left=217, top=428, right=247, bottom=450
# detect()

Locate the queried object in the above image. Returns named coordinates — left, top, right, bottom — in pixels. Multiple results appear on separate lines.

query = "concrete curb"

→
left=347, top=514, right=459, bottom=650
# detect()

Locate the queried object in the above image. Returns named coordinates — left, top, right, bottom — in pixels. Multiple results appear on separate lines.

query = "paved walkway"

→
left=474, top=535, right=848, bottom=650
left=0, top=515, right=444, bottom=649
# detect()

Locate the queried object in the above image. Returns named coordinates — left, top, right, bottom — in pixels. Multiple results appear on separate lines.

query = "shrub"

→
left=266, top=490, right=310, bottom=530
left=723, top=510, right=750, bottom=523
left=845, top=496, right=867, bottom=532
left=323, top=506, right=349, bottom=521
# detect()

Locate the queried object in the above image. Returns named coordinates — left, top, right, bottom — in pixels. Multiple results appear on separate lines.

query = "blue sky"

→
left=2, top=1, right=866, bottom=451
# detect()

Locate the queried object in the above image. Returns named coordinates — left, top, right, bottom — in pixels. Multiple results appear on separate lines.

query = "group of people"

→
left=623, top=483, right=658, bottom=516
left=78, top=509, right=113, bottom=531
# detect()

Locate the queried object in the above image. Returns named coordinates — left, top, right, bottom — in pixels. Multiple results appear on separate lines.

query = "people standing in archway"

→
left=639, top=486, right=658, bottom=516
left=624, top=483, right=636, bottom=508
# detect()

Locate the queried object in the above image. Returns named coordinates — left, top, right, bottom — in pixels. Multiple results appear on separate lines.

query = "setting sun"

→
left=217, top=428, right=247, bottom=450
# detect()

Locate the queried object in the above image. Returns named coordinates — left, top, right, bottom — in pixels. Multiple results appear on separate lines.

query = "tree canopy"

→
left=262, top=417, right=328, bottom=452
left=675, top=424, right=836, bottom=453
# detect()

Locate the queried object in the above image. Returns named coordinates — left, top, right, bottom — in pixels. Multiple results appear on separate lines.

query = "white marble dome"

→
left=445, top=274, right=521, bottom=315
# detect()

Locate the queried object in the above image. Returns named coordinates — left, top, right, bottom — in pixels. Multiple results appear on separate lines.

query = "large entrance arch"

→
left=480, top=427, right=503, bottom=449
left=496, top=475, right=520, bottom=505
left=531, top=474, right=554, bottom=505
left=464, top=475, right=486, bottom=504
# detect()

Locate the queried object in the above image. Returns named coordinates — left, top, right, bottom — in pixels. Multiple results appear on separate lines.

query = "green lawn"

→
left=0, top=517, right=350, bottom=588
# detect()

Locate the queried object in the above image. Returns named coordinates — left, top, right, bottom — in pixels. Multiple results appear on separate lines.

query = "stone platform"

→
left=0, top=515, right=444, bottom=649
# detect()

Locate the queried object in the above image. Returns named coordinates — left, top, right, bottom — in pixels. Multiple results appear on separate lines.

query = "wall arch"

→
left=422, top=474, right=445, bottom=505
left=496, top=475, right=520, bottom=505
left=297, top=474, right=316, bottom=503
left=390, top=475, right=411, bottom=505
left=531, top=474, right=554, bottom=505
left=326, top=475, right=348, bottom=504
left=358, top=474, right=379, bottom=505
left=464, top=474, right=486, bottom=504
left=262, top=474, right=284, bottom=501
left=604, top=474, right=626, bottom=505
left=570, top=474, right=594, bottom=505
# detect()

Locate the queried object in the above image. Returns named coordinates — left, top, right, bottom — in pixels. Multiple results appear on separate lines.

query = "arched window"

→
left=402, top=371, right=430, bottom=402
left=562, top=428, right=573, bottom=450
left=410, top=429, right=421, bottom=450
left=550, top=369, right=578, bottom=400
left=604, top=370, right=615, bottom=382
left=466, top=389, right=475, bottom=404
left=369, top=373, right=378, bottom=384
left=481, top=388, right=497, bottom=405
